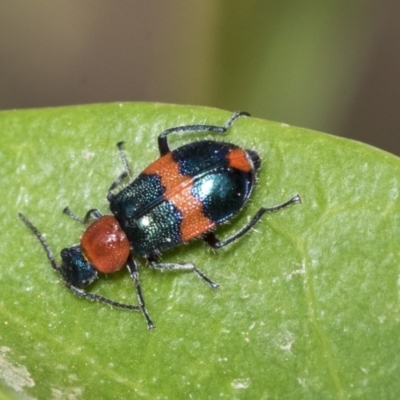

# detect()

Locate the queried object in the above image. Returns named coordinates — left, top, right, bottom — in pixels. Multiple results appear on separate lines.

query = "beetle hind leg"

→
left=204, top=194, right=301, bottom=249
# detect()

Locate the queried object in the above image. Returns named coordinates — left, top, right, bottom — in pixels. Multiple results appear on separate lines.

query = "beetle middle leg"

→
left=157, top=111, right=250, bottom=156
left=147, top=255, right=219, bottom=289
left=203, top=194, right=301, bottom=249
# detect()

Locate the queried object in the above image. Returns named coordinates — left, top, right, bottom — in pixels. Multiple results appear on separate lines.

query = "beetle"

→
left=19, top=111, right=300, bottom=329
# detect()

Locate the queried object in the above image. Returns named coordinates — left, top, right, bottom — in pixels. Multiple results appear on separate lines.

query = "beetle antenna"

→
left=18, top=213, right=60, bottom=273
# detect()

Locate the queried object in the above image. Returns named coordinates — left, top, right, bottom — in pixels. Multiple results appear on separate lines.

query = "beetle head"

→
left=60, top=246, right=98, bottom=288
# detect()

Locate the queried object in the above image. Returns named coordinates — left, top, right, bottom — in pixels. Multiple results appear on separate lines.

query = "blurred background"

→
left=1, top=1, right=399, bottom=154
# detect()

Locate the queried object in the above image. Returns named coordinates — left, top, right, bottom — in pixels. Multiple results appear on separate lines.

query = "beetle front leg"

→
left=63, top=207, right=103, bottom=224
left=69, top=285, right=142, bottom=311
left=107, top=141, right=132, bottom=201
left=125, top=254, right=155, bottom=329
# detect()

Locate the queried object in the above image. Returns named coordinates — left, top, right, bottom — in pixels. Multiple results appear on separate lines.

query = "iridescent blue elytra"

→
left=110, top=140, right=259, bottom=256
left=19, top=112, right=300, bottom=329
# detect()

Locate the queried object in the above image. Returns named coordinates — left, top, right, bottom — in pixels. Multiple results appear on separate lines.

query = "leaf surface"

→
left=0, top=103, right=399, bottom=399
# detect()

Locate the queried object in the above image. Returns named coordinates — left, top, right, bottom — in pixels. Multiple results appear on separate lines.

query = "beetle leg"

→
left=63, top=207, right=103, bottom=223
left=107, top=141, right=132, bottom=201
left=69, top=285, right=142, bottom=311
left=203, top=194, right=301, bottom=249
left=116, top=141, right=132, bottom=176
left=157, top=111, right=250, bottom=156
left=19, top=213, right=145, bottom=321
left=125, top=254, right=155, bottom=329
left=148, top=258, right=219, bottom=289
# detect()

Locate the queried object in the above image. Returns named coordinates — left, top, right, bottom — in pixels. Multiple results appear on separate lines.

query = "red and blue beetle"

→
left=19, top=112, right=300, bottom=329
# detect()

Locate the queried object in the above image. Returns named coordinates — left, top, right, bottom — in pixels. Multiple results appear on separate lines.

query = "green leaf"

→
left=1, top=103, right=399, bottom=399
